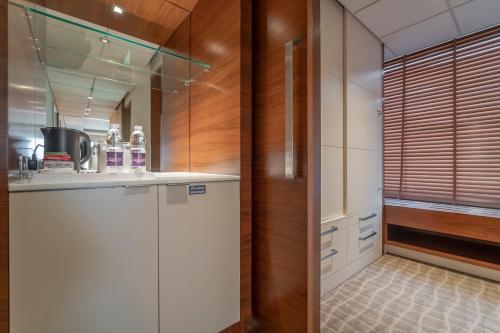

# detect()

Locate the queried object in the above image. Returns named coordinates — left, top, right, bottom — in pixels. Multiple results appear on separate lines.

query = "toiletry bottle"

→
left=130, top=126, right=147, bottom=172
left=105, top=124, right=124, bottom=173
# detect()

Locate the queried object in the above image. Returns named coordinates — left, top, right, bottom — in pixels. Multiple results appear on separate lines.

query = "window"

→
left=383, top=26, right=500, bottom=209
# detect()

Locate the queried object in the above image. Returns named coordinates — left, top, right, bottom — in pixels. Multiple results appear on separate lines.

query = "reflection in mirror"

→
left=8, top=1, right=209, bottom=175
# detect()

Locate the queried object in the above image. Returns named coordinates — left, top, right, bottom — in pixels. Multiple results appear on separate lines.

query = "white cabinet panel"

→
left=321, top=146, right=344, bottom=221
left=158, top=182, right=240, bottom=333
left=321, top=218, right=348, bottom=278
left=347, top=82, right=382, bottom=151
left=347, top=148, right=382, bottom=215
left=321, top=0, right=343, bottom=80
left=346, top=13, right=383, bottom=97
left=10, top=186, right=159, bottom=333
left=321, top=71, right=343, bottom=147
left=347, top=209, right=382, bottom=264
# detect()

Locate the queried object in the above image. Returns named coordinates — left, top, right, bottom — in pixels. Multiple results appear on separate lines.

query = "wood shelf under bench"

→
left=384, top=205, right=500, bottom=271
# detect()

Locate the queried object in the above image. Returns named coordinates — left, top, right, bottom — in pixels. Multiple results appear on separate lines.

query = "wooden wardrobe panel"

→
left=252, top=0, right=320, bottom=331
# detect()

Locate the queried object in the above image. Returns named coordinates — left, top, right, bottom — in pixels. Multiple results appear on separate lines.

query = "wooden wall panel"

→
left=189, top=0, right=242, bottom=175
left=150, top=73, right=162, bottom=172
left=188, top=0, right=252, bottom=330
left=306, top=0, right=321, bottom=331
left=239, top=0, right=253, bottom=329
left=35, top=0, right=194, bottom=45
left=0, top=0, right=8, bottom=330
left=385, top=205, right=500, bottom=244
left=161, top=17, right=191, bottom=172
left=252, top=0, right=319, bottom=331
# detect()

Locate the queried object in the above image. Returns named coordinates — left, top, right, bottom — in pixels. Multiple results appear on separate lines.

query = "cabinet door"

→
left=346, top=82, right=383, bottom=151
left=253, top=0, right=321, bottom=330
left=321, top=146, right=344, bottom=220
left=347, top=209, right=382, bottom=264
left=158, top=182, right=240, bottom=333
left=9, top=186, right=158, bottom=333
left=347, top=148, right=383, bottom=215
left=346, top=12, right=382, bottom=97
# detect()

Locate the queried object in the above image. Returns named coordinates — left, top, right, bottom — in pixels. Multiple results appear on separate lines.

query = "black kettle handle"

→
left=79, top=132, right=92, bottom=165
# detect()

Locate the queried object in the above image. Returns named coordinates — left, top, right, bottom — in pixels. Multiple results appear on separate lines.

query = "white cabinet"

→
left=320, top=5, right=383, bottom=296
left=321, top=72, right=343, bottom=148
left=321, top=218, right=348, bottom=278
left=346, top=12, right=383, bottom=97
left=347, top=148, right=382, bottom=215
left=321, top=0, right=344, bottom=80
left=346, top=82, right=383, bottom=151
left=321, top=146, right=344, bottom=220
left=158, top=181, right=240, bottom=333
left=347, top=209, right=382, bottom=263
left=10, top=186, right=159, bottom=333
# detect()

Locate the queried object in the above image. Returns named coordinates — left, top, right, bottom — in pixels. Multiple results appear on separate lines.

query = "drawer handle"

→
left=321, top=226, right=338, bottom=236
left=359, top=213, right=377, bottom=221
left=321, top=249, right=338, bottom=261
left=359, top=231, right=377, bottom=241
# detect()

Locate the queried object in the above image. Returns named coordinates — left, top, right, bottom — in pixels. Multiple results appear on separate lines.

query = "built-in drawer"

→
left=321, top=218, right=348, bottom=278
left=348, top=209, right=381, bottom=263
left=321, top=218, right=347, bottom=253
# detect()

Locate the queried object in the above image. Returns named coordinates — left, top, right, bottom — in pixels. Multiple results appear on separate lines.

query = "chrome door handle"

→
left=321, top=226, right=338, bottom=236
left=359, top=231, right=377, bottom=241
left=359, top=213, right=377, bottom=221
left=284, top=38, right=299, bottom=179
left=321, top=249, right=338, bottom=261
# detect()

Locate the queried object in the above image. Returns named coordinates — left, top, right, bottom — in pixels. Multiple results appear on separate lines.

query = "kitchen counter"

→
left=8, top=172, right=240, bottom=192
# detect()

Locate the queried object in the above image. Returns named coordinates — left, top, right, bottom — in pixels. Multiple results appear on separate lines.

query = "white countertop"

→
left=9, top=172, right=240, bottom=192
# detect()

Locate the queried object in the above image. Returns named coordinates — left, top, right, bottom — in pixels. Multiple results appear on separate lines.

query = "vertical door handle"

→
left=285, top=39, right=297, bottom=179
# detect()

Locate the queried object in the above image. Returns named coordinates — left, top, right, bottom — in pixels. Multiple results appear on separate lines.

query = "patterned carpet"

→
left=321, top=255, right=500, bottom=333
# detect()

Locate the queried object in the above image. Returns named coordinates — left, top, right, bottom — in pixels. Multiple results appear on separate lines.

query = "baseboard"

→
left=321, top=244, right=382, bottom=296
left=386, top=244, right=500, bottom=282
left=219, top=321, right=242, bottom=333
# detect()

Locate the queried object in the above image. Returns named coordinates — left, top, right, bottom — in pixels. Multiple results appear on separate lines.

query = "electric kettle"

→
left=40, top=127, right=92, bottom=172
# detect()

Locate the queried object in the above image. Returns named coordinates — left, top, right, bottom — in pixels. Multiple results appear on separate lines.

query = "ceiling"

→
left=338, top=0, right=500, bottom=60
left=38, top=0, right=200, bottom=45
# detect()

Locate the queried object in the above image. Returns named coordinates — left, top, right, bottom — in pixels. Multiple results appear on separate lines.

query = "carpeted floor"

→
left=321, top=254, right=500, bottom=333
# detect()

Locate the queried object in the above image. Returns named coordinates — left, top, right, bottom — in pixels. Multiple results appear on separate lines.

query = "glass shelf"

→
left=25, top=6, right=211, bottom=94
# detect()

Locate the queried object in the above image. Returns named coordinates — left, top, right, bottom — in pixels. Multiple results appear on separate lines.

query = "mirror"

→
left=8, top=1, right=210, bottom=172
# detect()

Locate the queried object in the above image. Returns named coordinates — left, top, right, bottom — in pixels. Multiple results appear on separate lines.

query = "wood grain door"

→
left=252, top=0, right=320, bottom=331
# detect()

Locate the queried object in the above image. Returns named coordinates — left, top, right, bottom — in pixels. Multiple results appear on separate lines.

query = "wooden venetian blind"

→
left=383, top=26, right=500, bottom=209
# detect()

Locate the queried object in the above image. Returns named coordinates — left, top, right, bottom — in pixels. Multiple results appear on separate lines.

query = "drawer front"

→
left=321, top=225, right=348, bottom=278
left=348, top=209, right=381, bottom=263
left=321, top=219, right=346, bottom=252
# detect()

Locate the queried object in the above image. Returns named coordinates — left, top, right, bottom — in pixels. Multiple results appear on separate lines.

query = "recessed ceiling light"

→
left=113, top=5, right=124, bottom=15
left=99, top=37, right=110, bottom=44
